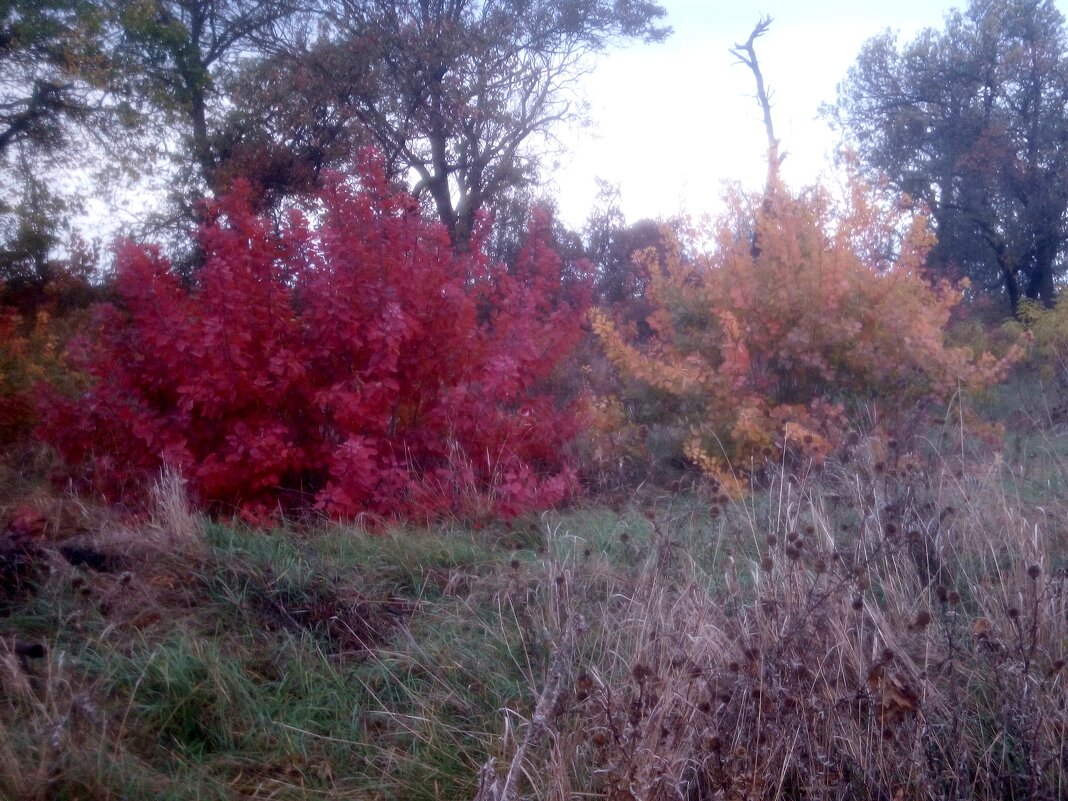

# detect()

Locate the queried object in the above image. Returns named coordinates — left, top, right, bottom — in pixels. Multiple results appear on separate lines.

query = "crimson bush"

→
left=40, top=156, right=588, bottom=521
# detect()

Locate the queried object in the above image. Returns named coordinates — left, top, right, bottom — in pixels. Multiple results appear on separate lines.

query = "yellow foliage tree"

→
left=592, top=178, right=1019, bottom=495
left=1018, top=298, right=1068, bottom=386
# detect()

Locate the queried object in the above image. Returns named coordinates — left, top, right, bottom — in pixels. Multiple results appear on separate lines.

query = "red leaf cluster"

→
left=39, top=156, right=588, bottom=522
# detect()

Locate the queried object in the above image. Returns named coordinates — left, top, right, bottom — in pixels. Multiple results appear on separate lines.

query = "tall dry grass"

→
left=1, top=427, right=1064, bottom=800
left=478, top=435, right=1067, bottom=801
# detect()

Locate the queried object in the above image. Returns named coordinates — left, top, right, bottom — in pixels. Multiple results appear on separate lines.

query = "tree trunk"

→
left=1004, top=266, right=1021, bottom=316
left=189, top=88, right=219, bottom=194
left=1025, top=238, right=1058, bottom=307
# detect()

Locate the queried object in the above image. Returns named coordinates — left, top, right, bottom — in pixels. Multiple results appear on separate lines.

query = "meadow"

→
left=2, top=374, right=1065, bottom=801
left=3, top=2, right=1068, bottom=798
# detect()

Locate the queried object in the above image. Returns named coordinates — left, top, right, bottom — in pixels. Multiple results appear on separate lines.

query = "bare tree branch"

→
left=730, top=16, right=785, bottom=194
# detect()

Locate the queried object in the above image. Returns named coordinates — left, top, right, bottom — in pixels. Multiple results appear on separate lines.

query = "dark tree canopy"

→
left=0, top=1, right=114, bottom=288
left=71, top=1, right=670, bottom=251
left=835, top=0, right=1068, bottom=313
left=0, top=1, right=110, bottom=157
left=210, top=48, right=368, bottom=212
left=290, top=0, right=670, bottom=248
left=0, top=1, right=304, bottom=279
left=2, top=1, right=671, bottom=267
left=111, top=0, right=300, bottom=195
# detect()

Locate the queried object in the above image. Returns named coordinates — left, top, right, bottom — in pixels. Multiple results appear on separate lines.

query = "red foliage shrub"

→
left=39, top=156, right=588, bottom=521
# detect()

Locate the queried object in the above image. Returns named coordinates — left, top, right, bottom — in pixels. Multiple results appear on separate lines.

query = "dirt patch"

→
left=239, top=567, right=412, bottom=656
left=0, top=537, right=133, bottom=613
left=1, top=498, right=411, bottom=659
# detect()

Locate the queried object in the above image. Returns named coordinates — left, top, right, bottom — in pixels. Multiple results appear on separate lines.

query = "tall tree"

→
left=111, top=0, right=299, bottom=196
left=0, top=0, right=110, bottom=157
left=0, top=157, right=66, bottom=287
left=0, top=1, right=114, bottom=289
left=582, top=179, right=669, bottom=339
left=209, top=48, right=367, bottom=212
left=293, top=0, right=670, bottom=248
left=835, top=0, right=1068, bottom=312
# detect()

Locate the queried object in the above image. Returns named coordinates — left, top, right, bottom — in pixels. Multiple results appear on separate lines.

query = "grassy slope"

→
left=1, top=414, right=1067, bottom=800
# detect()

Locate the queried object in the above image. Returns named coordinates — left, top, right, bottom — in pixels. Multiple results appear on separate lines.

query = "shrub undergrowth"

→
left=591, top=178, right=1021, bottom=495
left=39, top=154, right=588, bottom=523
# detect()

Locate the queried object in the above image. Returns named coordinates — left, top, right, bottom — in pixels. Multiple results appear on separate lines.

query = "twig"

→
left=473, top=612, right=587, bottom=801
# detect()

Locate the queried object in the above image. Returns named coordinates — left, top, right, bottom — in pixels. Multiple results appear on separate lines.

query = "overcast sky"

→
left=551, top=0, right=1068, bottom=228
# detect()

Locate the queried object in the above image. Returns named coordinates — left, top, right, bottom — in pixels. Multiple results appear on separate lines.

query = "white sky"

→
left=551, top=0, right=1068, bottom=228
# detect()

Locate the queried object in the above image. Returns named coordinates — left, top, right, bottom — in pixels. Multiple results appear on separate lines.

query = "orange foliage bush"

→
left=0, top=307, right=83, bottom=450
left=1, top=256, right=101, bottom=455
left=592, top=179, right=1020, bottom=494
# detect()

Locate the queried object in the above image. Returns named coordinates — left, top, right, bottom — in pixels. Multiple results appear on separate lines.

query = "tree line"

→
left=0, top=0, right=669, bottom=285
left=2, top=0, right=1067, bottom=314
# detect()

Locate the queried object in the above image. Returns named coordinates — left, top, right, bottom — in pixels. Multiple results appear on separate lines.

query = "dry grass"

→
left=477, top=434, right=1067, bottom=801
left=1, top=425, right=1065, bottom=800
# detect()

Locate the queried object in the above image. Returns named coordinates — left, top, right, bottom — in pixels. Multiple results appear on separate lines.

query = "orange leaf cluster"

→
left=593, top=178, right=1020, bottom=491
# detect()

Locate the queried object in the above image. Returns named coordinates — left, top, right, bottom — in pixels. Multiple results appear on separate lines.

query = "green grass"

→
left=1, top=510, right=624, bottom=800
left=2, top=419, right=1066, bottom=800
